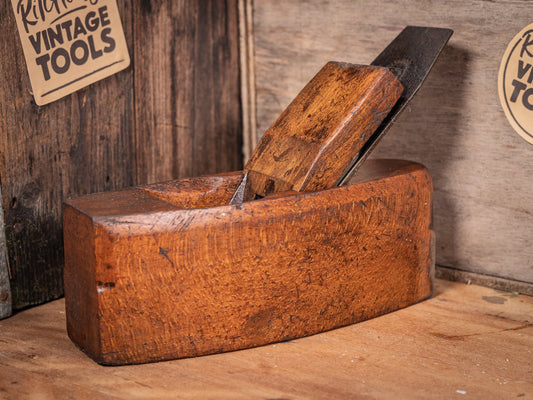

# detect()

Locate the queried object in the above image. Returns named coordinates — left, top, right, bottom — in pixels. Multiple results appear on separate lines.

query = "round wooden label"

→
left=498, top=23, right=533, bottom=144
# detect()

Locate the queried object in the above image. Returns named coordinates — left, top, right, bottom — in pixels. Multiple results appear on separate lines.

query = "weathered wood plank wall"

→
left=251, top=0, right=533, bottom=291
left=0, top=186, right=10, bottom=317
left=0, top=0, right=242, bottom=315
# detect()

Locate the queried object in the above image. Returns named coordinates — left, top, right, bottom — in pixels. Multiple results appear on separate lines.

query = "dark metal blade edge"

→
left=337, top=26, right=453, bottom=186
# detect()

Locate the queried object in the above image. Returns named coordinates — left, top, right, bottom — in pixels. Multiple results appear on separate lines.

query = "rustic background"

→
left=249, top=0, right=532, bottom=292
left=0, top=0, right=242, bottom=316
left=1, top=0, right=532, bottom=318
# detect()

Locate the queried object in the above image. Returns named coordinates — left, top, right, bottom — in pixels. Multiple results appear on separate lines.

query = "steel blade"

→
left=337, top=26, right=453, bottom=186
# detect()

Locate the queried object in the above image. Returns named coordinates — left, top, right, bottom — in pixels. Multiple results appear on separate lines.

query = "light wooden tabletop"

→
left=0, top=279, right=531, bottom=399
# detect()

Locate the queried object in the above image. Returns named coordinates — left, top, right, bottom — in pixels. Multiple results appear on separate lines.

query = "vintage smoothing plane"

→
left=63, top=27, right=452, bottom=365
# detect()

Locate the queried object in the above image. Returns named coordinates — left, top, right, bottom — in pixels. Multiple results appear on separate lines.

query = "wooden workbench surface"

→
left=0, top=279, right=531, bottom=399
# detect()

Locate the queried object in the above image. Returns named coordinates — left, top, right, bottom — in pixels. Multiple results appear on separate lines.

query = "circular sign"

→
left=498, top=24, right=533, bottom=144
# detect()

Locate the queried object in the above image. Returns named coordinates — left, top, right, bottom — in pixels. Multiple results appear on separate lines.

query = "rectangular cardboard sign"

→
left=10, top=0, right=130, bottom=105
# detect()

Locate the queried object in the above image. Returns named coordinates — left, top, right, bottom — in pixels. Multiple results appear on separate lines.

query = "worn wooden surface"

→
left=245, top=62, right=402, bottom=195
left=0, top=279, right=531, bottom=399
left=63, top=159, right=433, bottom=365
left=0, top=0, right=242, bottom=312
left=251, top=0, right=533, bottom=286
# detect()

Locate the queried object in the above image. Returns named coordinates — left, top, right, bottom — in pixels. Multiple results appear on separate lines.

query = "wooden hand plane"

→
left=63, top=27, right=452, bottom=365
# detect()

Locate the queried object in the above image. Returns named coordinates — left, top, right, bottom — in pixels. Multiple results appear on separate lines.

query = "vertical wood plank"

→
left=0, top=187, right=11, bottom=318
left=239, top=0, right=257, bottom=161
left=133, top=0, right=242, bottom=184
